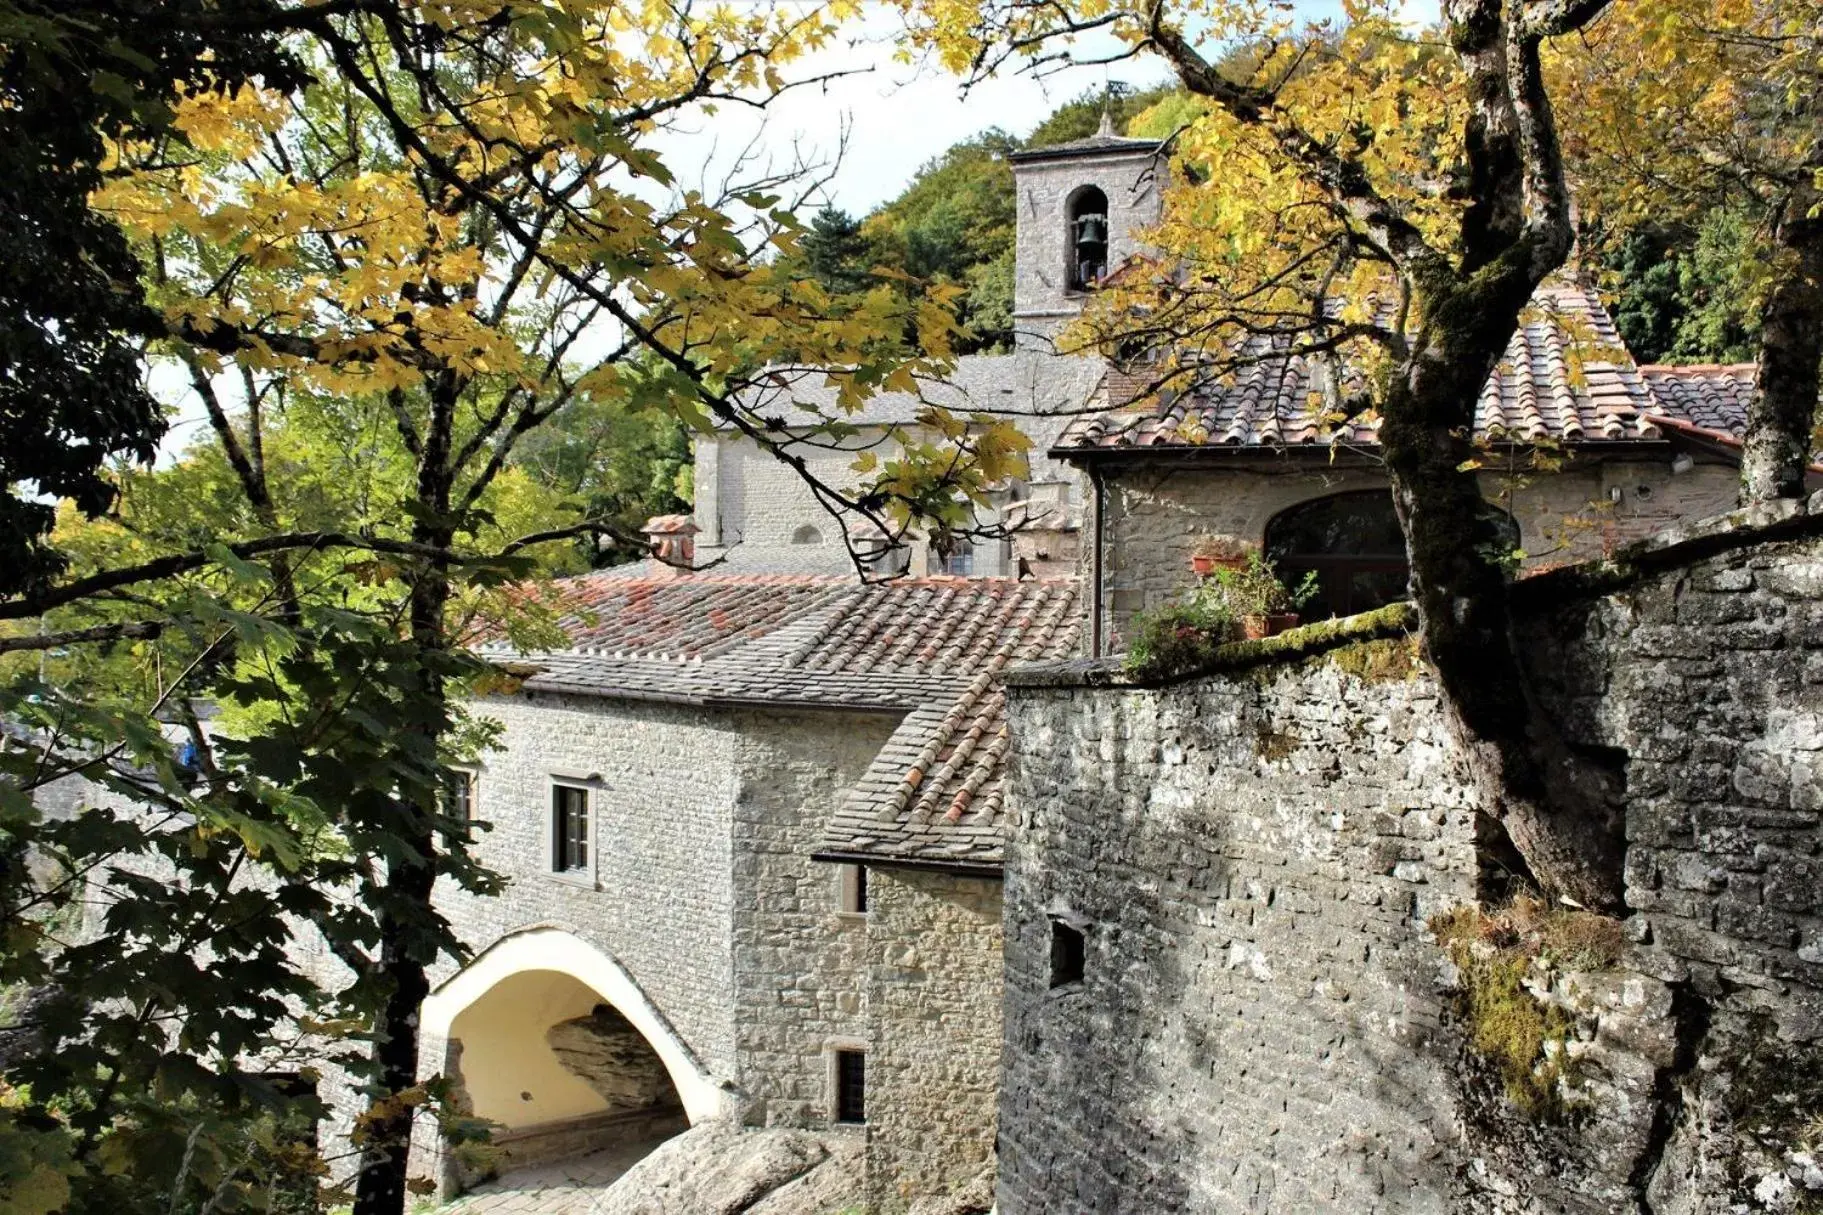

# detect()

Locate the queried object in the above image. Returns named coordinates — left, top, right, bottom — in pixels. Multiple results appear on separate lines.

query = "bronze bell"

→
left=1075, top=212, right=1108, bottom=246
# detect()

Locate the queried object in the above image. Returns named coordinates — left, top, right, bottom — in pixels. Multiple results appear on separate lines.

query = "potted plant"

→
left=1211, top=552, right=1319, bottom=638
left=1123, top=586, right=1237, bottom=674
left=1190, top=534, right=1252, bottom=577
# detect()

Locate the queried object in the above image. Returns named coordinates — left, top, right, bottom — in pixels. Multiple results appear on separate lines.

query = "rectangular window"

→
left=552, top=783, right=589, bottom=874
left=1049, top=918, right=1085, bottom=989
left=838, top=863, right=868, bottom=916
left=441, top=769, right=476, bottom=824
left=942, top=545, right=975, bottom=577
left=833, top=1049, right=866, bottom=1125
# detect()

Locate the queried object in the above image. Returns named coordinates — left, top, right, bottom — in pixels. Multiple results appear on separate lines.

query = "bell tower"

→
left=1007, top=113, right=1164, bottom=351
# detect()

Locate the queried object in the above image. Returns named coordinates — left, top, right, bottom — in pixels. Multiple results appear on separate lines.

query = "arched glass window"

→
left=1067, top=186, right=1109, bottom=291
left=1264, top=491, right=1518, bottom=620
left=791, top=524, right=822, bottom=546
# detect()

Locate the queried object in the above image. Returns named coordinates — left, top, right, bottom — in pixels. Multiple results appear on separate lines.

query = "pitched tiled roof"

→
left=493, top=574, right=1080, bottom=869
left=1055, top=285, right=1746, bottom=454
left=552, top=574, right=849, bottom=661
left=814, top=587, right=1080, bottom=869
left=1640, top=364, right=1756, bottom=433
left=739, top=354, right=1101, bottom=431
left=818, top=676, right=1016, bottom=868
left=788, top=580, right=1080, bottom=674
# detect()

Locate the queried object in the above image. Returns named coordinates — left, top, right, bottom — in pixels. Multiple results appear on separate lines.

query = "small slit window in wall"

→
left=551, top=782, right=590, bottom=874
left=833, top=1049, right=866, bottom=1124
left=838, top=863, right=868, bottom=915
left=1049, top=916, right=1085, bottom=989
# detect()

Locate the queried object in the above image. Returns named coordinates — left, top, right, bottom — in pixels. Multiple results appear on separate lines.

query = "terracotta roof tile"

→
left=1058, top=285, right=1743, bottom=454
left=1639, top=364, right=1757, bottom=433
left=493, top=573, right=1081, bottom=869
left=551, top=573, right=848, bottom=661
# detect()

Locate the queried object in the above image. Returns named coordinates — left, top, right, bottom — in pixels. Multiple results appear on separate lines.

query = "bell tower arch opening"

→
left=1066, top=185, right=1110, bottom=291
left=1008, top=129, right=1165, bottom=349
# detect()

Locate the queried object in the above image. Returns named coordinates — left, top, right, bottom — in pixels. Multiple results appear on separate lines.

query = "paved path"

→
left=439, top=1133, right=668, bottom=1215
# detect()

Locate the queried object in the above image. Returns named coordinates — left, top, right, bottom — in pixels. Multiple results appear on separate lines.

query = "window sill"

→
left=544, top=868, right=597, bottom=891
left=834, top=910, right=869, bottom=924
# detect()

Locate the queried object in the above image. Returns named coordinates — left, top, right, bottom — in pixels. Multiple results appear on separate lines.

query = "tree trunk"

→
left=353, top=396, right=459, bottom=1214
left=1381, top=278, right=1627, bottom=910
left=1741, top=172, right=1823, bottom=503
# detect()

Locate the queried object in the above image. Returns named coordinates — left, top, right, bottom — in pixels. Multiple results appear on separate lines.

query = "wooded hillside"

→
left=786, top=84, right=1767, bottom=364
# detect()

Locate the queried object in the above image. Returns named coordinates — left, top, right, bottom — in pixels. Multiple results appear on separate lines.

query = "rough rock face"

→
left=998, top=518, right=1823, bottom=1213
left=593, top=1119, right=860, bottom=1215
left=547, top=1004, right=679, bottom=1111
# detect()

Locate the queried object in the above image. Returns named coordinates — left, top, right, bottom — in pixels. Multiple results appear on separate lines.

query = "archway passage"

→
left=1265, top=490, right=1519, bottom=620
left=447, top=968, right=688, bottom=1178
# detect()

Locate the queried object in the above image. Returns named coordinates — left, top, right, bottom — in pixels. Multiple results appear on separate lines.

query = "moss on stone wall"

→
left=1122, top=602, right=1419, bottom=683
left=1327, top=636, right=1421, bottom=682
left=1432, top=899, right=1627, bottom=1120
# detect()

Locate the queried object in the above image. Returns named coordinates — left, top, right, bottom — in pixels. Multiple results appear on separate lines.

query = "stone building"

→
left=1050, top=292, right=1767, bottom=649
left=996, top=508, right=1823, bottom=1213
left=375, top=122, right=1788, bottom=1211
left=410, top=573, right=1076, bottom=1207
left=693, top=355, right=1100, bottom=578
left=688, top=118, right=1169, bottom=584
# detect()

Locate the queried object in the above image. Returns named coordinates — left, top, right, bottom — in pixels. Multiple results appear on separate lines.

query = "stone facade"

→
left=1088, top=455, right=1742, bottom=647
left=999, top=517, right=1823, bottom=1213
left=865, top=868, right=1005, bottom=1212
left=694, top=433, right=914, bottom=575
left=695, top=426, right=1037, bottom=577
left=443, top=692, right=746, bottom=1073
left=400, top=691, right=903, bottom=1188
left=728, top=709, right=900, bottom=1124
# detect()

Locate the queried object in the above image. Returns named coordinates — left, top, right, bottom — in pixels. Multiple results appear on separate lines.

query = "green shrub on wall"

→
left=1123, top=588, right=1238, bottom=676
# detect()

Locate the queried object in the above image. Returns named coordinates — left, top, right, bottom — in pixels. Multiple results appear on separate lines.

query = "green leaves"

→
left=0, top=1114, right=78, bottom=1215
left=0, top=602, right=501, bottom=1213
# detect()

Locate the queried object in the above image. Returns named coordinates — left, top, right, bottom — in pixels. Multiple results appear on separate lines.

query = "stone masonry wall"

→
left=729, top=708, right=899, bottom=1123
left=693, top=430, right=1022, bottom=576
left=865, top=867, right=1005, bottom=1212
left=695, top=434, right=869, bottom=574
left=1002, top=654, right=1484, bottom=1212
left=1000, top=520, right=1823, bottom=1213
left=1093, top=457, right=1740, bottom=646
left=439, top=691, right=743, bottom=1074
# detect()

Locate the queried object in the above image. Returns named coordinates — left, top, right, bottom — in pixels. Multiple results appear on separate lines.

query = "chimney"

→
left=641, top=515, right=697, bottom=578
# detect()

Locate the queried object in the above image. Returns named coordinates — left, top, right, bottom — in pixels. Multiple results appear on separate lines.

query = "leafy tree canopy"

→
left=0, top=0, right=301, bottom=599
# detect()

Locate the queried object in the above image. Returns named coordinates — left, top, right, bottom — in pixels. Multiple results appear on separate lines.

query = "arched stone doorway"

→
left=421, top=929, right=733, bottom=1187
